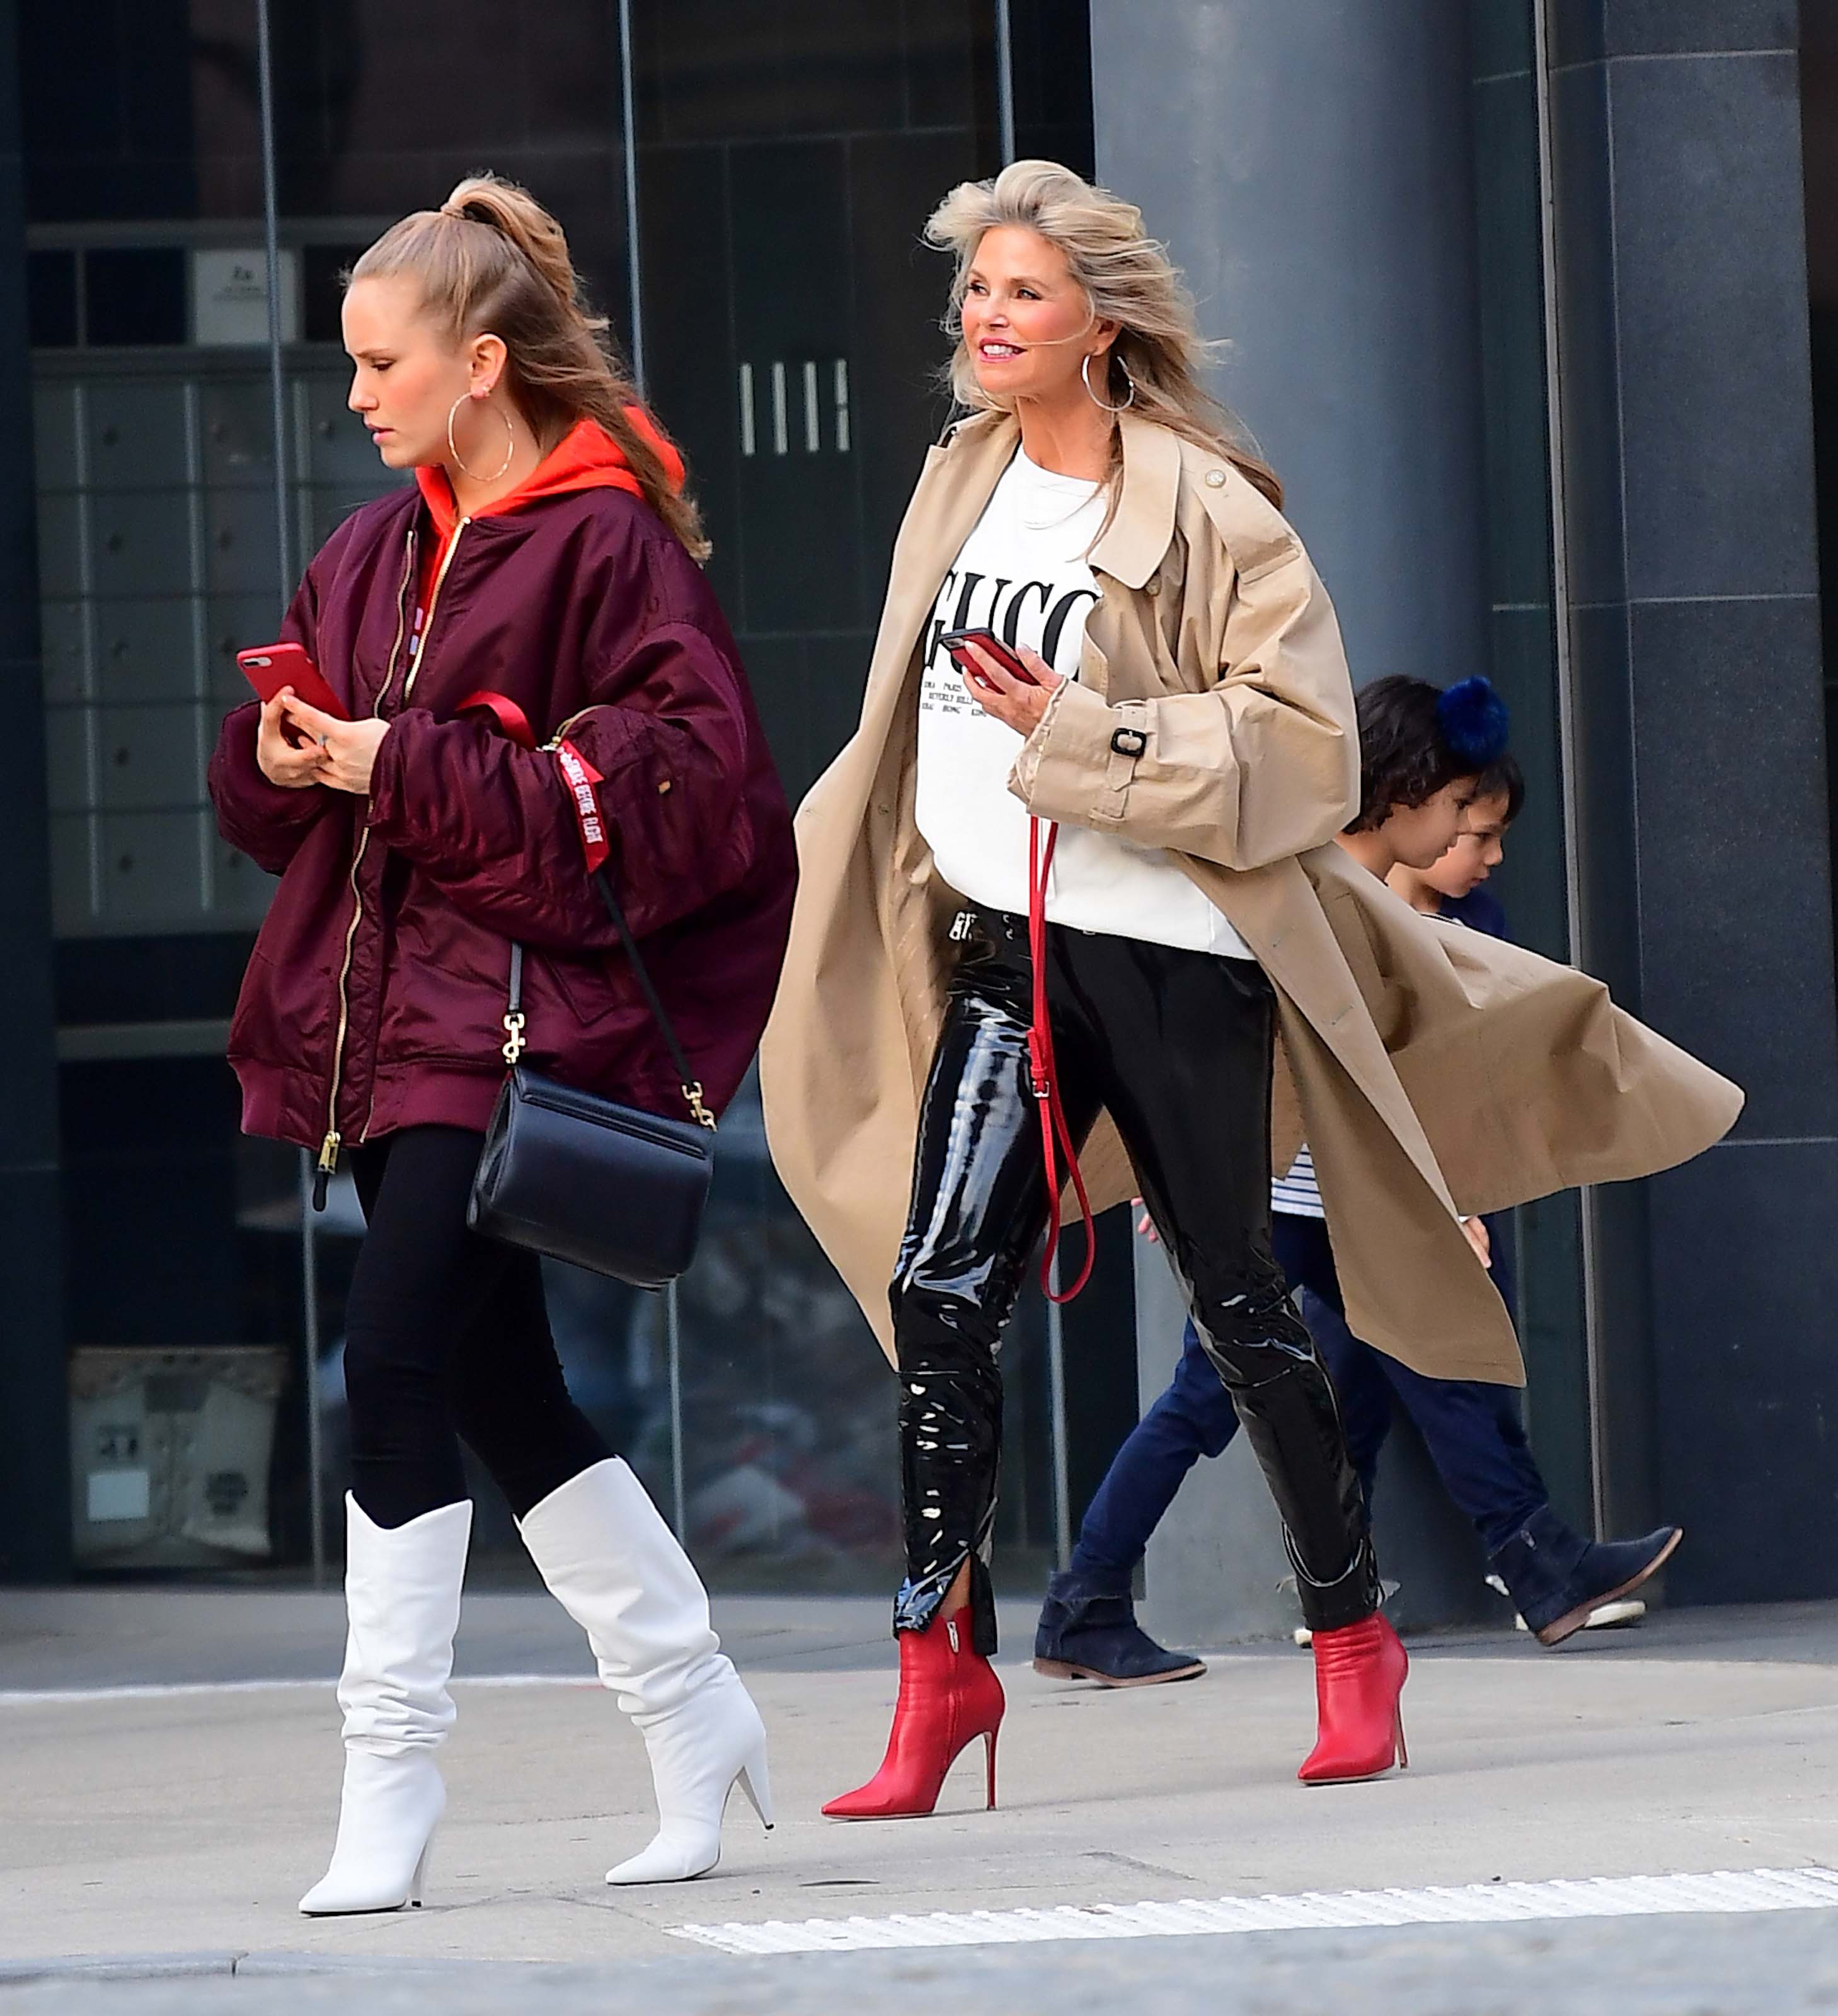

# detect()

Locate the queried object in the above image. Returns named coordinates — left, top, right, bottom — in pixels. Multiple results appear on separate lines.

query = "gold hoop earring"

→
left=1081, top=352, right=1136, bottom=414
left=446, top=394, right=517, bottom=483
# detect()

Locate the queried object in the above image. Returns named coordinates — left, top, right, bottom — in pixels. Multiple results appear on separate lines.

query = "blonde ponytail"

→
left=353, top=173, right=709, bottom=560
left=439, top=176, right=579, bottom=317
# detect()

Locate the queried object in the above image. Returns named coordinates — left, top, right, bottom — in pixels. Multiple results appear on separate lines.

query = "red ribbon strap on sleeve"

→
left=454, top=690, right=607, bottom=872
left=554, top=739, right=610, bottom=874
left=454, top=689, right=537, bottom=750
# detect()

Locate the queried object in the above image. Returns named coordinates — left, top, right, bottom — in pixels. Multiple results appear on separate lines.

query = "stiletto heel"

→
left=408, top=1837, right=432, bottom=1908
left=1393, top=1712, right=1408, bottom=1772
left=983, top=1729, right=998, bottom=1811
left=824, top=1610, right=1006, bottom=1820
left=517, top=1461, right=774, bottom=1888
left=1297, top=1612, right=1410, bottom=1785
left=602, top=1675, right=772, bottom=1885
left=737, top=1744, right=775, bottom=1831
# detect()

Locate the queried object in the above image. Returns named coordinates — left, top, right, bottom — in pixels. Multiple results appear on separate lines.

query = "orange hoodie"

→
left=411, top=408, right=686, bottom=616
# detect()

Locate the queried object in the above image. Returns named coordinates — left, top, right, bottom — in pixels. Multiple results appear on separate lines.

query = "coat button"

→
left=1205, top=469, right=1227, bottom=488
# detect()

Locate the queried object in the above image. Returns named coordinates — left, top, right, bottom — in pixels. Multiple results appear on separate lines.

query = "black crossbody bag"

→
left=468, top=864, right=716, bottom=1290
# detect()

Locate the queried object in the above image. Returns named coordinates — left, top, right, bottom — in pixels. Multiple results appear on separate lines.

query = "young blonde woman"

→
left=209, top=176, right=795, bottom=1910
left=761, top=161, right=1741, bottom=1820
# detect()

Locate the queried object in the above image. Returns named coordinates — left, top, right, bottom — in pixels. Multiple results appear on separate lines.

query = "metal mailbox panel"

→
left=91, top=490, right=197, bottom=598
left=36, top=491, right=86, bottom=598
left=200, top=377, right=277, bottom=490
left=93, top=596, right=200, bottom=705
left=49, top=810, right=97, bottom=934
left=33, top=381, right=80, bottom=490
left=43, top=706, right=93, bottom=812
left=204, top=486, right=281, bottom=595
left=96, top=810, right=208, bottom=927
left=94, top=702, right=205, bottom=812
left=84, top=381, right=195, bottom=492
left=40, top=598, right=91, bottom=703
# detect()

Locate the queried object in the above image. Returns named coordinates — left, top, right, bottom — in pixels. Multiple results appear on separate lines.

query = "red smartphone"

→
left=236, top=642, right=350, bottom=722
left=939, top=626, right=1040, bottom=692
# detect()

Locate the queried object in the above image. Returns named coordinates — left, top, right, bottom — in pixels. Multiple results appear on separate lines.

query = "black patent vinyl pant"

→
left=889, top=908, right=1379, bottom=1649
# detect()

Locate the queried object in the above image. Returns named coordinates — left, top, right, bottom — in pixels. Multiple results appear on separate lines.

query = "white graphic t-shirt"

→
left=914, top=448, right=1252, bottom=959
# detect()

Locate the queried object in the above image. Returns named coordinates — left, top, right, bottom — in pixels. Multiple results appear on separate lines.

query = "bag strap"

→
left=464, top=689, right=715, bottom=1133
left=588, top=862, right=715, bottom=1131
left=1027, top=817, right=1096, bottom=1302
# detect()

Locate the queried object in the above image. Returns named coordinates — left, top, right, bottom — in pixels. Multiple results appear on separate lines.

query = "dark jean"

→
left=1070, top=1210, right=1546, bottom=1580
left=892, top=906, right=1377, bottom=1649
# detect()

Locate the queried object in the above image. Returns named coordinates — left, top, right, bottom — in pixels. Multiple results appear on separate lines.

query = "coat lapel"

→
left=1088, top=413, right=1181, bottom=590
left=858, top=415, right=1020, bottom=732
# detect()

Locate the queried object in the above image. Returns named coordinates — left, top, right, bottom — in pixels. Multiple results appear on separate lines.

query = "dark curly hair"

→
left=1345, top=675, right=1512, bottom=835
left=1469, top=752, right=1525, bottom=826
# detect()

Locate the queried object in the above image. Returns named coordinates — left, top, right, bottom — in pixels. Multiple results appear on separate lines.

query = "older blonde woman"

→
left=761, top=162, right=1739, bottom=1822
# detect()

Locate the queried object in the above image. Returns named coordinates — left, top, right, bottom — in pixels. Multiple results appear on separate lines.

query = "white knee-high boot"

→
left=298, top=1495, right=473, bottom=1916
left=517, top=1458, right=772, bottom=1885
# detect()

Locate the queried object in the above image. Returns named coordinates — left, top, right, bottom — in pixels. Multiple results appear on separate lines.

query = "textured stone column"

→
left=1092, top=0, right=1498, bottom=1640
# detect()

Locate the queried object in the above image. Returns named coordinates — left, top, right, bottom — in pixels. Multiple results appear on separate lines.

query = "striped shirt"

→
left=1271, top=1144, right=1325, bottom=1220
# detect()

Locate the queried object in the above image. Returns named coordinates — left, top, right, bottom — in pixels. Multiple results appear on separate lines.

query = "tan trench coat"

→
left=758, top=410, right=1742, bottom=1385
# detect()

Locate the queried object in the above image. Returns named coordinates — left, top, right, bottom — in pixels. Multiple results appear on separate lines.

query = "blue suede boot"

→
left=1033, top=1571, right=1206, bottom=1687
left=1488, top=1506, right=1682, bottom=1647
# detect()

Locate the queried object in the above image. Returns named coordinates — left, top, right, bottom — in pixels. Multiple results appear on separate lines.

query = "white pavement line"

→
left=669, top=1865, right=1838, bottom=1957
left=0, top=1673, right=595, bottom=1707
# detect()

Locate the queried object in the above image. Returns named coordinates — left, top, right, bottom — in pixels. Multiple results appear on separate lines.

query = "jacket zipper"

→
left=312, top=524, right=430, bottom=1206
left=310, top=516, right=472, bottom=1197
left=400, top=518, right=468, bottom=706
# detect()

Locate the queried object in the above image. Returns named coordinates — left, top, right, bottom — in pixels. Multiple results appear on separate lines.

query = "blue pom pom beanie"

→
left=1435, top=676, right=1510, bottom=767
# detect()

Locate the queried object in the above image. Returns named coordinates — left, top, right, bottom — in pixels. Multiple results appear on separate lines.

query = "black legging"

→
left=343, top=1125, right=612, bottom=1528
left=890, top=906, right=1377, bottom=1649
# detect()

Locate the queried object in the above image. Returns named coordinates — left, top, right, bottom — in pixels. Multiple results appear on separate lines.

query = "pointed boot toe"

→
left=299, top=1496, right=471, bottom=1916
left=298, top=1751, right=445, bottom=1915
left=518, top=1462, right=774, bottom=1887
left=1297, top=1613, right=1409, bottom=1785
left=825, top=1613, right=1004, bottom=1820
left=604, top=1670, right=773, bottom=1886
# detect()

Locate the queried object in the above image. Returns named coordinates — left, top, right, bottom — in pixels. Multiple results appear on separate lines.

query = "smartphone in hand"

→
left=237, top=643, right=350, bottom=723
left=939, top=627, right=1040, bottom=692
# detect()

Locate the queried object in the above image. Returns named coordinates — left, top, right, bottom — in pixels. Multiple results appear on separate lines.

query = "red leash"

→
left=1027, top=818, right=1096, bottom=1302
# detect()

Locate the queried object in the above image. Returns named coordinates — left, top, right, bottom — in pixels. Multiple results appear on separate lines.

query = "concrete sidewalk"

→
left=4, top=1591, right=1838, bottom=2004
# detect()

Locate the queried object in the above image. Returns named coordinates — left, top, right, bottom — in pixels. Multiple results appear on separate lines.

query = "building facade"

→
left=2, top=3, right=1832, bottom=1634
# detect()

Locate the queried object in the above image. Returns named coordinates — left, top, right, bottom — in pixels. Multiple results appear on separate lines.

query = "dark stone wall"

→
left=0, top=0, right=69, bottom=1582
left=1546, top=1, right=1838, bottom=1599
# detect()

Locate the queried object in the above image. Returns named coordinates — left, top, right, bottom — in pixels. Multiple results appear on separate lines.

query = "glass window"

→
left=627, top=1, right=1028, bottom=1597
left=31, top=1, right=1090, bottom=1595
left=28, top=8, right=313, bottom=1574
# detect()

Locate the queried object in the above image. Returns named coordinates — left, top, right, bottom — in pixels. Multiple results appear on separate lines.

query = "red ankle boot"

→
left=823, top=1611, right=1005, bottom=1819
left=1298, top=1613, right=1408, bottom=1784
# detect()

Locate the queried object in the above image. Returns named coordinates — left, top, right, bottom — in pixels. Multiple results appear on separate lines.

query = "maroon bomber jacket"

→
left=209, top=482, right=797, bottom=1177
